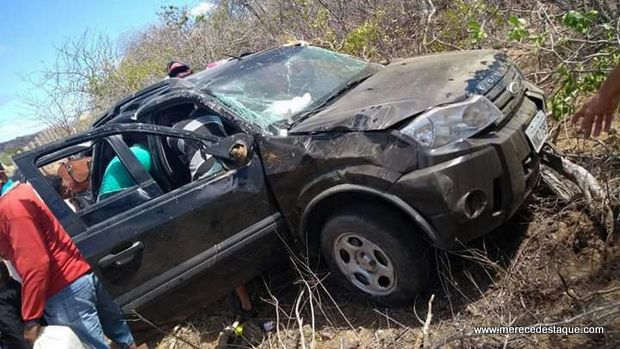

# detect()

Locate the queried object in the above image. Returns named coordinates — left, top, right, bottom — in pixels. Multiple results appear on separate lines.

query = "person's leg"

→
left=0, top=315, right=29, bottom=349
left=0, top=283, right=29, bottom=349
left=233, top=285, right=263, bottom=344
left=44, top=273, right=109, bottom=349
left=234, top=285, right=253, bottom=312
left=92, top=274, right=136, bottom=349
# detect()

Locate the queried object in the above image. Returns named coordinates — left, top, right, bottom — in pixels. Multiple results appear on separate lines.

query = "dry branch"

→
left=541, top=146, right=615, bottom=237
left=423, top=294, right=435, bottom=348
left=132, top=311, right=201, bottom=349
left=543, top=152, right=604, bottom=203
left=540, top=165, right=579, bottom=202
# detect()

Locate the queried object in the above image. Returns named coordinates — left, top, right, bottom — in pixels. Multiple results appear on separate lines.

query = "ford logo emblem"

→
left=507, top=81, right=522, bottom=95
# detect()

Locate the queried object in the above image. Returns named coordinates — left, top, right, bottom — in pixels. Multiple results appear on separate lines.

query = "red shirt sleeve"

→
left=7, top=216, right=51, bottom=321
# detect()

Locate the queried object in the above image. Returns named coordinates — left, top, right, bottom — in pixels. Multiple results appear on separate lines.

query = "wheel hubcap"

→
left=333, top=233, right=396, bottom=295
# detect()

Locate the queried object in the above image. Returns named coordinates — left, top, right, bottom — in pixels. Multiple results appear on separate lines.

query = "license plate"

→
left=525, top=110, right=548, bottom=153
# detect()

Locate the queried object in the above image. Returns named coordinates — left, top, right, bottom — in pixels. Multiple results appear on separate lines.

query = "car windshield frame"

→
left=191, top=46, right=381, bottom=134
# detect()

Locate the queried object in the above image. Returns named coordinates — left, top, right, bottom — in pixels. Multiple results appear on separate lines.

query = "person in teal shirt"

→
left=98, top=144, right=153, bottom=200
left=0, top=163, right=15, bottom=196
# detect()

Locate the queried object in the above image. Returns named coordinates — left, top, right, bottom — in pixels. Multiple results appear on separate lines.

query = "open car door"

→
left=13, top=123, right=288, bottom=328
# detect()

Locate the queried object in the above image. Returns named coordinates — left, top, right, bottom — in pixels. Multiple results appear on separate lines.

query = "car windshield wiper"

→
left=221, top=53, right=243, bottom=60
left=288, top=74, right=374, bottom=130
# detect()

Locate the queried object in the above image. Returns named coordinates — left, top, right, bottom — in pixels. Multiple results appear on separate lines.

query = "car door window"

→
left=147, top=103, right=236, bottom=191
left=38, top=136, right=163, bottom=228
left=97, top=142, right=153, bottom=201
left=82, top=135, right=162, bottom=227
left=38, top=142, right=95, bottom=213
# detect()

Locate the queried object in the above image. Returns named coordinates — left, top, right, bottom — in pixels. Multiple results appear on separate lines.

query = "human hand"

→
left=572, top=92, right=619, bottom=137
left=24, top=323, right=42, bottom=342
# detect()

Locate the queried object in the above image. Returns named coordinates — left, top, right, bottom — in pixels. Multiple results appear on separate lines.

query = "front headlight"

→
left=401, top=95, right=502, bottom=149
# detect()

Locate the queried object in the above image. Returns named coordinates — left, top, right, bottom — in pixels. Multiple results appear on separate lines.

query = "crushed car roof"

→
left=90, top=45, right=291, bottom=128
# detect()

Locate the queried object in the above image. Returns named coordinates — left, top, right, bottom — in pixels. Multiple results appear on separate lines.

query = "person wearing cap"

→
left=167, top=60, right=193, bottom=78
left=164, top=59, right=258, bottom=319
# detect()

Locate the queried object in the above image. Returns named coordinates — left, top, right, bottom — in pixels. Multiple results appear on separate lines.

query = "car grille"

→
left=484, top=67, right=524, bottom=125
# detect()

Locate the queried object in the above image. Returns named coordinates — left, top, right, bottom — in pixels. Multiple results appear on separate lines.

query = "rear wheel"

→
left=320, top=204, right=433, bottom=306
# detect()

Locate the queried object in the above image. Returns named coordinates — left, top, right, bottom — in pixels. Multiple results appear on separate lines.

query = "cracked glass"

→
left=201, top=46, right=376, bottom=133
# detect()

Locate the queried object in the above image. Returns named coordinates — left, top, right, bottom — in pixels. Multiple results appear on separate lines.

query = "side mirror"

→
left=202, top=134, right=254, bottom=164
left=230, top=141, right=249, bottom=162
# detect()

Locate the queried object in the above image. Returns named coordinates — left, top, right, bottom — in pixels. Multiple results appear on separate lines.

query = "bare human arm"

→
left=572, top=64, right=620, bottom=137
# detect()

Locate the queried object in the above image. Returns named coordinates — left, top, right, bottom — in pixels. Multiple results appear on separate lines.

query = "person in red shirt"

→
left=0, top=179, right=137, bottom=349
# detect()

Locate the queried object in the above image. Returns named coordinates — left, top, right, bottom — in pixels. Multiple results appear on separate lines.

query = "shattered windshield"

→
left=202, top=46, right=377, bottom=133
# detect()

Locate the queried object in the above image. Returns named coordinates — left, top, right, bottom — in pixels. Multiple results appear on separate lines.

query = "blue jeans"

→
left=44, top=273, right=135, bottom=349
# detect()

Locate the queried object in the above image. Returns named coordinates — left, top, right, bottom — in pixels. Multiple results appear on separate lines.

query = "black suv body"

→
left=14, top=44, right=547, bottom=326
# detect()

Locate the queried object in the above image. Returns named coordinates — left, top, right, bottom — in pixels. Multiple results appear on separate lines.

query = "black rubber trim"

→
left=300, top=184, right=440, bottom=247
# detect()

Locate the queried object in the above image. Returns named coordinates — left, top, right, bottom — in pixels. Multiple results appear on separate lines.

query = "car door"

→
left=13, top=123, right=288, bottom=324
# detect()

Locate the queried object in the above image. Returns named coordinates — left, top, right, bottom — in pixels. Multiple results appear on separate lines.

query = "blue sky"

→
left=0, top=0, right=210, bottom=142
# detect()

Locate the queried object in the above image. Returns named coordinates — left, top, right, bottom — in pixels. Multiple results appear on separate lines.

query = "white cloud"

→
left=190, top=2, right=214, bottom=16
left=0, top=118, right=45, bottom=142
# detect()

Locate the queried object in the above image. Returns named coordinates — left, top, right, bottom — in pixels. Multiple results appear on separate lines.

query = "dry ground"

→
left=152, top=124, right=620, bottom=349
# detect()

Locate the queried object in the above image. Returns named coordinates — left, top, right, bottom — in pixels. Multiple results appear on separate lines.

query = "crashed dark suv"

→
left=14, top=44, right=547, bottom=325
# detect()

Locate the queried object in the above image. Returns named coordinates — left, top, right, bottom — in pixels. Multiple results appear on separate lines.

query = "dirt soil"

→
left=152, top=124, right=620, bottom=349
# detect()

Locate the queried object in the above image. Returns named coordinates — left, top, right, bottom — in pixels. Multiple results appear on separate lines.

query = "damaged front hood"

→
left=290, top=50, right=510, bottom=133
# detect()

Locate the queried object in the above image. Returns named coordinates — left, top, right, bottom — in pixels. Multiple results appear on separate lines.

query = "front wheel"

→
left=320, top=204, right=433, bottom=306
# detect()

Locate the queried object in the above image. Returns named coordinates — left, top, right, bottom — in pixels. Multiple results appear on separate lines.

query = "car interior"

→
left=145, top=102, right=239, bottom=192
left=87, top=102, right=236, bottom=203
left=37, top=102, right=238, bottom=227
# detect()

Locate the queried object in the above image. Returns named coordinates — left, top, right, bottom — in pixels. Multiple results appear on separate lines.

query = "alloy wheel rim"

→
left=333, top=233, right=397, bottom=295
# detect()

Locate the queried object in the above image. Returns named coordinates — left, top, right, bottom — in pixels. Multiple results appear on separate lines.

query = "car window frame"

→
left=134, top=90, right=264, bottom=136
left=75, top=135, right=164, bottom=228
left=142, top=99, right=243, bottom=191
left=13, top=123, right=251, bottom=236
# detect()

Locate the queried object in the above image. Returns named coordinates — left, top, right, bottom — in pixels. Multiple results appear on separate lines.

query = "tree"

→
left=22, top=31, right=118, bottom=138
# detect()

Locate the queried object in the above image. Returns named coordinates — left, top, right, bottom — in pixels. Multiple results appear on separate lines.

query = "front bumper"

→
left=390, top=96, right=543, bottom=249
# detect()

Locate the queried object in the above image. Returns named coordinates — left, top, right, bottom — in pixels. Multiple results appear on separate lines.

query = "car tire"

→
left=320, top=204, right=433, bottom=307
